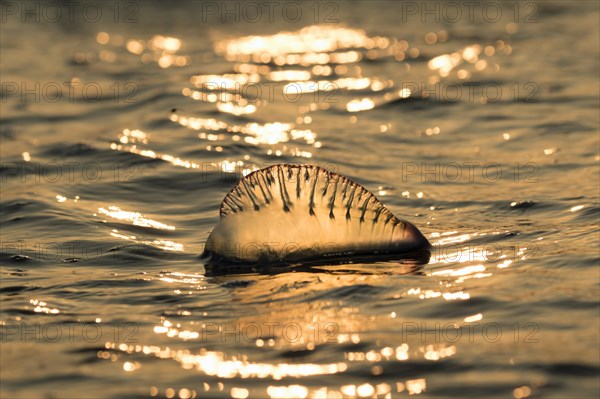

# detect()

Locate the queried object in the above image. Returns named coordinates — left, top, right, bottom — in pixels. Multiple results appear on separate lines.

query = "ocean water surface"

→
left=1, top=1, right=599, bottom=398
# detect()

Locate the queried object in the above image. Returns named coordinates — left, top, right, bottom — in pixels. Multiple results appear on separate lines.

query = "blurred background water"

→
left=1, top=0, right=599, bottom=398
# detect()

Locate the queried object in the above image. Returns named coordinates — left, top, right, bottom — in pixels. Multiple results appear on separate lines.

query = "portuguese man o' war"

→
left=202, top=164, right=430, bottom=264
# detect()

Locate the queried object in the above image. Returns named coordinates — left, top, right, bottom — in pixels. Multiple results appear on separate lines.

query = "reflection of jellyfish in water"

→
left=202, top=164, right=430, bottom=269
